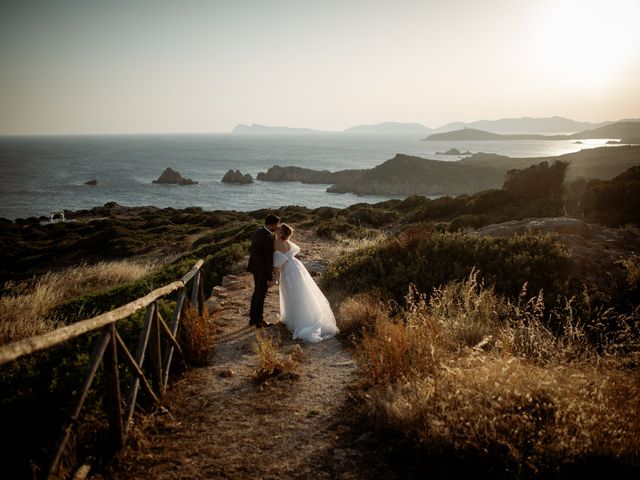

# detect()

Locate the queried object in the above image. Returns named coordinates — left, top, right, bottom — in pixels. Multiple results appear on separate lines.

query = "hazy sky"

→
left=1, top=0, right=639, bottom=134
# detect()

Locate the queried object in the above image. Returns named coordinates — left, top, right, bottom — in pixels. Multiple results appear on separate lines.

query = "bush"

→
left=178, top=303, right=214, bottom=366
left=322, top=229, right=573, bottom=305
left=346, top=276, right=640, bottom=477
left=347, top=207, right=397, bottom=228
left=336, top=293, right=389, bottom=342
left=503, top=160, right=568, bottom=201
left=579, top=166, right=640, bottom=226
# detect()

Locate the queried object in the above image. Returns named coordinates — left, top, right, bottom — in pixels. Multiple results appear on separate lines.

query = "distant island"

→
left=432, top=116, right=612, bottom=135
left=231, top=117, right=640, bottom=136
left=257, top=145, right=640, bottom=196
left=232, top=121, right=432, bottom=135
left=341, top=122, right=431, bottom=134
left=436, top=148, right=472, bottom=156
left=423, top=121, right=640, bottom=142
left=232, top=124, right=325, bottom=134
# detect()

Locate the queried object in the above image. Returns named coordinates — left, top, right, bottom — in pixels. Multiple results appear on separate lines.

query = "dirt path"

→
left=109, top=230, right=377, bottom=480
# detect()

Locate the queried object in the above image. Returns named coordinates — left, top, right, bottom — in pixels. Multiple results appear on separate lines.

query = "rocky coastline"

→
left=256, top=165, right=364, bottom=184
left=256, top=146, right=640, bottom=196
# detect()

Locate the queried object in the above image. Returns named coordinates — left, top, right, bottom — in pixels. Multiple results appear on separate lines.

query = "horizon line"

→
left=2, top=116, right=637, bottom=137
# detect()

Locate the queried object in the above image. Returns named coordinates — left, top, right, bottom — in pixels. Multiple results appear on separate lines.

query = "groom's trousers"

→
left=249, top=273, right=268, bottom=325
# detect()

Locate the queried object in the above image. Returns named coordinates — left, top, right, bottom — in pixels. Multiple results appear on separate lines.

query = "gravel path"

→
left=108, top=231, right=378, bottom=480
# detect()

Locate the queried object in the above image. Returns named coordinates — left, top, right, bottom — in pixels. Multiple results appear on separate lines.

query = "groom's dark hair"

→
left=265, top=214, right=280, bottom=226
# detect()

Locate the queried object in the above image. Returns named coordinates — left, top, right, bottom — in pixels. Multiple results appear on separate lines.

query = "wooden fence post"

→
left=103, top=324, right=124, bottom=453
left=190, top=271, right=200, bottom=312
left=197, top=272, right=205, bottom=315
left=162, top=288, right=186, bottom=388
left=148, top=302, right=164, bottom=395
left=47, top=330, right=111, bottom=479
left=124, top=302, right=155, bottom=433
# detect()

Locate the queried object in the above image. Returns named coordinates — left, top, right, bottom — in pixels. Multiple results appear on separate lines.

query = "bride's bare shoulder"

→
left=274, top=239, right=288, bottom=253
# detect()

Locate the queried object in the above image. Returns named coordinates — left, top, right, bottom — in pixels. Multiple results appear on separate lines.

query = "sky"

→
left=1, top=0, right=639, bottom=135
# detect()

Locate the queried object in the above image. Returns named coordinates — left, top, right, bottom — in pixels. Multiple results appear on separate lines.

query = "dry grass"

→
left=252, top=332, right=303, bottom=380
left=179, top=303, right=215, bottom=366
left=336, top=293, right=390, bottom=341
left=0, top=259, right=162, bottom=345
left=345, top=272, right=640, bottom=475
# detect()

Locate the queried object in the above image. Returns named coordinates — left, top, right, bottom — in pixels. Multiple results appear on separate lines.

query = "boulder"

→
left=222, top=170, right=253, bottom=184
left=152, top=167, right=198, bottom=185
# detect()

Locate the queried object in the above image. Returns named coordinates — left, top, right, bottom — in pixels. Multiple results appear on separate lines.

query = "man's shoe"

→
left=256, top=321, right=272, bottom=329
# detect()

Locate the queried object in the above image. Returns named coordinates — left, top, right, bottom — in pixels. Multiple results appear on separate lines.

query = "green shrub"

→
left=579, top=166, right=640, bottom=226
left=322, top=229, right=573, bottom=304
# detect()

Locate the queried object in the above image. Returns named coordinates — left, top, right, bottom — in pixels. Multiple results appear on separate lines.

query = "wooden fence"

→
left=0, top=259, right=206, bottom=479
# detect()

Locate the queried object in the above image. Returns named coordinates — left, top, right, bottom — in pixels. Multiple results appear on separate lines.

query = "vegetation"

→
left=343, top=274, right=639, bottom=477
left=0, top=153, right=638, bottom=477
left=323, top=229, right=574, bottom=305
left=0, top=259, right=163, bottom=344
left=572, top=165, right=640, bottom=226
left=252, top=332, right=305, bottom=381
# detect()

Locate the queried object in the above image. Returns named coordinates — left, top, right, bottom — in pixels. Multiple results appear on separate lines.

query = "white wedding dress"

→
left=273, top=242, right=339, bottom=343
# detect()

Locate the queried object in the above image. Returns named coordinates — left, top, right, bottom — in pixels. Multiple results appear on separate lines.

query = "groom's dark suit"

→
left=247, top=227, right=275, bottom=325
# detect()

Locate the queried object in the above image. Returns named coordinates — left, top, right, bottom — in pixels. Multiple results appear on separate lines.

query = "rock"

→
left=85, top=179, right=99, bottom=186
left=473, top=217, right=591, bottom=238
left=469, top=217, right=636, bottom=293
left=256, top=165, right=364, bottom=184
left=221, top=275, right=239, bottom=287
left=436, top=148, right=472, bottom=156
left=222, top=170, right=253, bottom=184
left=152, top=167, right=198, bottom=185
left=205, top=298, right=223, bottom=312
left=211, top=286, right=228, bottom=297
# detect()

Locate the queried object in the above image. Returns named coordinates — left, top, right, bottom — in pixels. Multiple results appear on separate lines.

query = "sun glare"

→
left=533, top=0, right=640, bottom=87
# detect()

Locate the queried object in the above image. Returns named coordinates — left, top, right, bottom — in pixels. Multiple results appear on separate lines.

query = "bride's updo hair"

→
left=279, top=223, right=293, bottom=240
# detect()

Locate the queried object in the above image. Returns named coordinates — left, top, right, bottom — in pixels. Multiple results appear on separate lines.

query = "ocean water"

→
left=0, top=133, right=613, bottom=219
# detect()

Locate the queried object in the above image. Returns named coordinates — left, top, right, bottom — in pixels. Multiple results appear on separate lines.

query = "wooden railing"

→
left=0, top=259, right=206, bottom=479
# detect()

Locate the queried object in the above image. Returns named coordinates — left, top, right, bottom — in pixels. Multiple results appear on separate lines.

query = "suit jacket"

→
left=247, top=227, right=274, bottom=281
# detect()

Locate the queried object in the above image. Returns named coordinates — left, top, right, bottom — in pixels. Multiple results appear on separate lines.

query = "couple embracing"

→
left=247, top=214, right=338, bottom=343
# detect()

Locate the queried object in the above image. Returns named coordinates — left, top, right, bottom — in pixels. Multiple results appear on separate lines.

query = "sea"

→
left=0, top=133, right=614, bottom=220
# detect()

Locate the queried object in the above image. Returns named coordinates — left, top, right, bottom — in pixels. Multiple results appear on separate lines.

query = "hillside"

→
left=432, top=116, right=610, bottom=134
left=424, top=121, right=640, bottom=141
left=258, top=146, right=640, bottom=196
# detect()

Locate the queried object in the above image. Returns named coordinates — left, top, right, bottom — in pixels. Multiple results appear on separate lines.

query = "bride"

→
left=273, top=223, right=339, bottom=343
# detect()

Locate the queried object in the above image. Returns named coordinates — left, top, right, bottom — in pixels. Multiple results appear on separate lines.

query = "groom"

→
left=247, top=213, right=280, bottom=328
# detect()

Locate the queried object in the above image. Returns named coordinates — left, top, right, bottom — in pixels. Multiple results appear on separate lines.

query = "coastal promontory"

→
left=257, top=146, right=640, bottom=197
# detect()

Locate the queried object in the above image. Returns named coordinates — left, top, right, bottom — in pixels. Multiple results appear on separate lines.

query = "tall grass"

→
left=0, top=259, right=162, bottom=345
left=347, top=273, right=640, bottom=476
